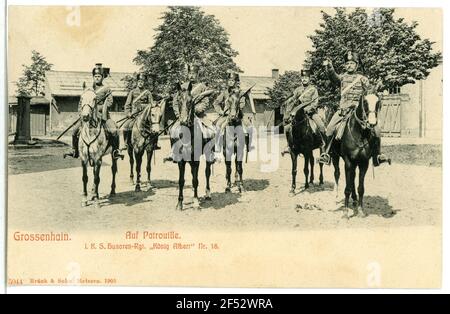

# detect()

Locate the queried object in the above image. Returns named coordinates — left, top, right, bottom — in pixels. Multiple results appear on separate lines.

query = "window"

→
left=388, top=86, right=401, bottom=95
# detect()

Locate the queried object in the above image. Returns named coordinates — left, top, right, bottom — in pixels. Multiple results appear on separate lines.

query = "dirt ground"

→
left=8, top=137, right=442, bottom=232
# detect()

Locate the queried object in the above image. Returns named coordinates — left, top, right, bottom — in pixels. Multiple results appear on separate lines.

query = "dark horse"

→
left=221, top=89, right=249, bottom=193
left=173, top=82, right=215, bottom=210
left=127, top=100, right=165, bottom=192
left=287, top=107, right=324, bottom=196
left=330, top=93, right=382, bottom=219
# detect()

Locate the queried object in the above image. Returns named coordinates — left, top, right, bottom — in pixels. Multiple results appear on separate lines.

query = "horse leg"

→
left=289, top=152, right=298, bottom=196
left=234, top=158, right=239, bottom=187
left=128, top=146, right=134, bottom=184
left=343, top=158, right=354, bottom=219
left=332, top=154, right=340, bottom=200
left=191, top=161, right=200, bottom=209
left=176, top=161, right=186, bottom=210
left=135, top=151, right=143, bottom=192
left=357, top=160, right=369, bottom=218
left=93, top=162, right=101, bottom=209
left=81, top=162, right=88, bottom=207
left=110, top=155, right=117, bottom=197
left=237, top=160, right=244, bottom=193
left=319, top=149, right=324, bottom=185
left=146, top=148, right=154, bottom=190
left=205, top=161, right=212, bottom=200
left=303, top=153, right=310, bottom=190
left=225, top=160, right=232, bottom=193
left=309, top=151, right=315, bottom=184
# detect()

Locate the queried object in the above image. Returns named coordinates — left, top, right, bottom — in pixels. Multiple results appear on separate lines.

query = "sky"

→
left=7, top=6, right=442, bottom=94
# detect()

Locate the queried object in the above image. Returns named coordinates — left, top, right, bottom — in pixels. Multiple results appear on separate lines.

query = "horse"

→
left=172, top=81, right=216, bottom=210
left=78, top=88, right=122, bottom=208
left=127, top=100, right=165, bottom=192
left=287, top=107, right=324, bottom=196
left=219, top=89, right=249, bottom=193
left=330, top=93, right=382, bottom=219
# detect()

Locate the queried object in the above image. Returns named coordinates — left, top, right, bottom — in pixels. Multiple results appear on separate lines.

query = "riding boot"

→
left=163, top=139, right=176, bottom=163
left=318, top=135, right=333, bottom=165
left=112, top=136, right=124, bottom=160
left=154, top=139, right=161, bottom=150
left=66, top=134, right=80, bottom=159
left=121, top=129, right=130, bottom=151
left=372, top=137, right=391, bottom=167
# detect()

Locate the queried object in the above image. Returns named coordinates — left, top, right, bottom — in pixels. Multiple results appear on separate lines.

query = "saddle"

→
left=335, top=109, right=354, bottom=140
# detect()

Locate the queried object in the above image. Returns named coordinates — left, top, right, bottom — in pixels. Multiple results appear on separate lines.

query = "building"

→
left=378, top=60, right=442, bottom=140
left=8, top=96, right=50, bottom=136
left=40, top=69, right=278, bottom=135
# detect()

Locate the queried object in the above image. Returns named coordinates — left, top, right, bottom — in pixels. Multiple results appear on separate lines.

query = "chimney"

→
left=272, top=69, right=279, bottom=79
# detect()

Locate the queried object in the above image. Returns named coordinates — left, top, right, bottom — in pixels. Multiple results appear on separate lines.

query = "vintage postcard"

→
left=6, top=5, right=442, bottom=289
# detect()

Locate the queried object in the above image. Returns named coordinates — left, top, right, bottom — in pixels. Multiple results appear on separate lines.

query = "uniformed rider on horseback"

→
left=281, top=69, right=327, bottom=156
left=213, top=70, right=257, bottom=153
left=121, top=71, right=161, bottom=151
left=164, top=63, right=218, bottom=163
left=318, top=51, right=391, bottom=167
left=67, top=63, right=121, bottom=159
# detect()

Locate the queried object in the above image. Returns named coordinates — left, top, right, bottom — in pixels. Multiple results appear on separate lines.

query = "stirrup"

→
left=281, top=147, right=291, bottom=157
left=318, top=153, right=331, bottom=165
left=64, top=150, right=79, bottom=159
left=154, top=145, right=162, bottom=150
left=375, top=154, right=391, bottom=166
left=163, top=156, right=174, bottom=163
left=112, top=149, right=125, bottom=160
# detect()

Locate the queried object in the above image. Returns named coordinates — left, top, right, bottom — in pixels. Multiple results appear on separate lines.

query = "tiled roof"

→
left=8, top=96, right=50, bottom=106
left=45, top=71, right=130, bottom=97
left=45, top=70, right=275, bottom=100
left=240, top=76, right=275, bottom=100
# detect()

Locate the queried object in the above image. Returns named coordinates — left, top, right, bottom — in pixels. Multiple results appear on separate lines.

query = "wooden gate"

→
left=379, top=96, right=401, bottom=137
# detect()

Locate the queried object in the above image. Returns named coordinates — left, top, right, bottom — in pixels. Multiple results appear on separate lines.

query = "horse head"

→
left=175, top=81, right=194, bottom=127
left=359, top=93, right=381, bottom=128
left=80, top=87, right=97, bottom=125
left=142, top=101, right=162, bottom=133
left=227, top=88, right=241, bottom=124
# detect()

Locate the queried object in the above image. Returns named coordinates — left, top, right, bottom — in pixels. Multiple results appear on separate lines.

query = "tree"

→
left=16, top=50, right=53, bottom=97
left=266, top=71, right=303, bottom=111
left=132, top=6, right=240, bottom=96
left=304, top=8, right=441, bottom=109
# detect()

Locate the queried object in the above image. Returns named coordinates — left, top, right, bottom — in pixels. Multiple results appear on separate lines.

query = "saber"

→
left=57, top=118, right=80, bottom=141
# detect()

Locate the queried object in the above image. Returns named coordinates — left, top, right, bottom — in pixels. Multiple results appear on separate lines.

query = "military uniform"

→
left=213, top=71, right=256, bottom=155
left=281, top=70, right=326, bottom=156
left=69, top=63, right=119, bottom=158
left=122, top=72, right=155, bottom=149
left=164, top=63, right=217, bottom=163
left=319, top=51, right=390, bottom=166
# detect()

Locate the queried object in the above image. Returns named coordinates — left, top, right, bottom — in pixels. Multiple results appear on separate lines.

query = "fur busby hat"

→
left=136, top=71, right=147, bottom=82
left=227, top=70, right=240, bottom=82
left=300, top=69, right=311, bottom=77
left=92, top=63, right=110, bottom=78
left=344, top=51, right=360, bottom=64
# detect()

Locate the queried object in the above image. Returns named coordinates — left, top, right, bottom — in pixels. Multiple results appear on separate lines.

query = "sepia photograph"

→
left=5, top=2, right=444, bottom=290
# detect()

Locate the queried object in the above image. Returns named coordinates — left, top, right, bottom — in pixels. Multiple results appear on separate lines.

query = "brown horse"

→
left=127, top=100, right=165, bottom=192
left=286, top=107, right=324, bottom=196
left=78, top=88, right=121, bottom=208
left=172, top=82, right=215, bottom=210
left=330, top=93, right=382, bottom=219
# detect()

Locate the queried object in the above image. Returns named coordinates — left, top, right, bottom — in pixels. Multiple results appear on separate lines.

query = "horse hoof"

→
left=81, top=200, right=88, bottom=207
left=176, top=202, right=183, bottom=211
left=289, top=191, right=295, bottom=197
left=205, top=190, right=212, bottom=201
left=304, top=184, right=309, bottom=190
left=357, top=207, right=368, bottom=218
left=93, top=201, right=100, bottom=209
left=135, top=185, right=141, bottom=192
left=109, top=191, right=116, bottom=198
left=193, top=198, right=200, bottom=209
left=225, top=187, right=231, bottom=193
